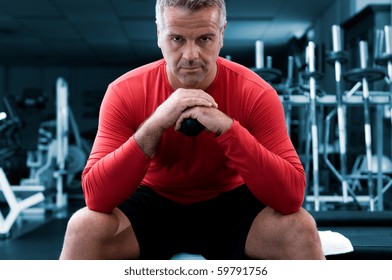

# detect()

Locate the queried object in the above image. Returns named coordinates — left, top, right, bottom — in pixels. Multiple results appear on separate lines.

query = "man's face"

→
left=157, top=6, right=225, bottom=90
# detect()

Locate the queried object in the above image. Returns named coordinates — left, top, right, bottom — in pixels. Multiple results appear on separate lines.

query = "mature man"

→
left=60, top=0, right=325, bottom=260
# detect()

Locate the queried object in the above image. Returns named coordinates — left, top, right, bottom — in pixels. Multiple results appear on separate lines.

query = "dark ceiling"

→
left=0, top=0, right=335, bottom=68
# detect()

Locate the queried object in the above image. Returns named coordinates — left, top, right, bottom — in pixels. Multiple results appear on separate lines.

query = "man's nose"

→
left=183, top=41, right=199, bottom=61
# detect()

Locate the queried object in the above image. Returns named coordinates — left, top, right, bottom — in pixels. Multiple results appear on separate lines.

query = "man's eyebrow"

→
left=167, top=32, right=183, bottom=37
left=166, top=32, right=217, bottom=37
left=199, top=32, right=217, bottom=37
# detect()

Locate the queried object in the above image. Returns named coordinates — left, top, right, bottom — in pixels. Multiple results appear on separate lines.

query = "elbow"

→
left=82, top=177, right=115, bottom=214
left=254, top=186, right=304, bottom=215
left=84, top=195, right=114, bottom=214
left=277, top=194, right=304, bottom=215
left=272, top=175, right=306, bottom=215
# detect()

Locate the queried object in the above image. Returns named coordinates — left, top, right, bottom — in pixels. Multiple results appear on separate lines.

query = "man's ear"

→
left=156, top=23, right=161, bottom=48
left=220, top=23, right=226, bottom=48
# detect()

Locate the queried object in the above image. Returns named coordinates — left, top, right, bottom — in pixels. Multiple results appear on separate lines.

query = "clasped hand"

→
left=154, top=88, right=233, bottom=136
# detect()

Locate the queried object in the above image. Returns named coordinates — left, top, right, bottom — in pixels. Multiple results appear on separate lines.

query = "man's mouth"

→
left=181, top=67, right=201, bottom=72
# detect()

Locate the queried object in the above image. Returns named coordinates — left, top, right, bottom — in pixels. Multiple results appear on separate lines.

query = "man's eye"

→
left=199, top=37, right=210, bottom=43
left=172, top=37, right=183, bottom=42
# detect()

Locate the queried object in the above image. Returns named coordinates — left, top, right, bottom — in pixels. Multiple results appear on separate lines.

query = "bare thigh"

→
left=60, top=207, right=140, bottom=260
left=245, top=207, right=325, bottom=260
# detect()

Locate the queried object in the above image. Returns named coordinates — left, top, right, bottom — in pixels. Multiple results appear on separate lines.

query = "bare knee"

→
left=60, top=208, right=106, bottom=257
left=288, top=209, right=319, bottom=238
left=280, top=208, right=325, bottom=259
left=60, top=207, right=129, bottom=259
left=65, top=207, right=117, bottom=239
left=246, top=207, right=325, bottom=260
left=60, top=207, right=139, bottom=260
left=266, top=208, right=320, bottom=248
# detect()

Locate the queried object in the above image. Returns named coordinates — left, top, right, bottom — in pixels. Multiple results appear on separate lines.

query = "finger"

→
left=180, top=97, right=216, bottom=111
left=174, top=108, right=200, bottom=131
left=195, top=90, right=218, bottom=108
left=176, top=89, right=218, bottom=109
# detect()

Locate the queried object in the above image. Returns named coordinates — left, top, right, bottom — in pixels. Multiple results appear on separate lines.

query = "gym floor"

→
left=1, top=197, right=392, bottom=260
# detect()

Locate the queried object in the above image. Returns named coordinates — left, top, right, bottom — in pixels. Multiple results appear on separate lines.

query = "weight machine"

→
left=0, top=77, right=71, bottom=236
left=0, top=102, right=45, bottom=235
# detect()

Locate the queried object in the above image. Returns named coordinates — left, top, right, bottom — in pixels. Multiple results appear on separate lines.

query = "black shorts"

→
left=118, top=185, right=266, bottom=260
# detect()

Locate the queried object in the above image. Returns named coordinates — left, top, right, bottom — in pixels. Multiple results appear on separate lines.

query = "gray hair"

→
left=155, top=0, right=226, bottom=29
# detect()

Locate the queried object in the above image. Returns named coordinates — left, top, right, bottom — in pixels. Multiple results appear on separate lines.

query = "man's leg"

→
left=59, top=207, right=140, bottom=260
left=245, top=207, right=325, bottom=260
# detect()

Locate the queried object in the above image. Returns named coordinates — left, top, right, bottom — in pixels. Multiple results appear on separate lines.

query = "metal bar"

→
left=376, top=106, right=384, bottom=210
left=332, top=25, right=349, bottom=202
left=55, top=77, right=69, bottom=209
left=359, top=41, right=375, bottom=211
left=0, top=168, right=45, bottom=235
left=324, top=108, right=362, bottom=209
left=346, top=82, right=362, bottom=97
left=384, top=25, right=392, bottom=162
left=323, top=109, right=342, bottom=180
left=284, top=56, right=294, bottom=135
left=307, top=41, right=320, bottom=211
left=255, top=40, right=264, bottom=69
left=306, top=195, right=372, bottom=203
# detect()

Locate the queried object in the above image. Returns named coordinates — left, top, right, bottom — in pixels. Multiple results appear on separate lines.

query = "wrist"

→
left=134, top=116, right=165, bottom=158
left=216, top=117, right=234, bottom=136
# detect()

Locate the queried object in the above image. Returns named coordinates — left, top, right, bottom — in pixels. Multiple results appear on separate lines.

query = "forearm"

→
left=134, top=114, right=165, bottom=158
left=83, top=111, right=166, bottom=212
left=216, top=121, right=306, bottom=214
left=82, top=136, right=151, bottom=213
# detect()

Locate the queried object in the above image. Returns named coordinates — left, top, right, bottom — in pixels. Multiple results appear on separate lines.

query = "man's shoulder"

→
left=218, top=57, right=251, bottom=74
left=111, top=59, right=165, bottom=86
left=217, top=57, right=272, bottom=89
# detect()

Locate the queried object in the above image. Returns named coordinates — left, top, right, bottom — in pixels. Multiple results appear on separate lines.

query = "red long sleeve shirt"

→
left=82, top=57, right=306, bottom=214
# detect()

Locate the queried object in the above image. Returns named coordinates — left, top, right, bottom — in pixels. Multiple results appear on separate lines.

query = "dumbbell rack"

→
left=343, top=40, right=386, bottom=211
left=300, top=28, right=389, bottom=211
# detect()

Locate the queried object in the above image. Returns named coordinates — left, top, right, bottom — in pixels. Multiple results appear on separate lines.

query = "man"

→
left=60, top=0, right=325, bottom=260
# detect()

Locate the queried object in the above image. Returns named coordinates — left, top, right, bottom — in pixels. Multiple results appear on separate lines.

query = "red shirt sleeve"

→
left=81, top=84, right=151, bottom=213
left=215, top=90, right=306, bottom=214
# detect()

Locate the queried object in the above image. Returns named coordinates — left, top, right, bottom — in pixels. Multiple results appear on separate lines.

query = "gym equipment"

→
left=0, top=97, right=23, bottom=185
left=0, top=112, right=6, bottom=121
left=324, top=25, right=351, bottom=203
left=54, top=77, right=69, bottom=209
left=20, top=125, right=56, bottom=190
left=344, top=41, right=386, bottom=211
left=300, top=66, right=325, bottom=98
left=381, top=26, right=392, bottom=204
left=179, top=118, right=204, bottom=137
left=0, top=167, right=45, bottom=236
left=7, top=89, right=54, bottom=189
left=283, top=56, right=295, bottom=136
left=14, top=89, right=46, bottom=154
left=0, top=109, right=45, bottom=236
left=363, top=25, right=392, bottom=210
left=375, top=25, right=392, bottom=166
left=252, top=40, right=282, bottom=83
left=0, top=77, right=74, bottom=237
left=350, top=154, right=392, bottom=201
left=21, top=77, right=72, bottom=209
left=303, top=41, right=321, bottom=211
left=383, top=25, right=392, bottom=134
left=281, top=93, right=390, bottom=207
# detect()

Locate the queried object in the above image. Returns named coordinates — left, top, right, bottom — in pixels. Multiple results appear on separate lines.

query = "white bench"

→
left=171, top=230, right=353, bottom=259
